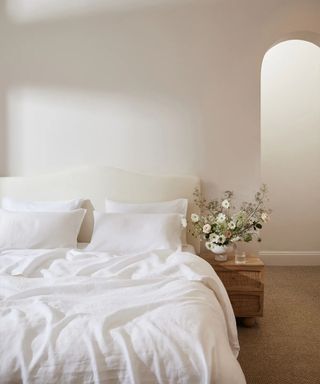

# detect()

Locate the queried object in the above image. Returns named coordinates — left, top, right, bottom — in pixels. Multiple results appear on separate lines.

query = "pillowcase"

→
left=2, top=197, right=84, bottom=212
left=1, top=196, right=90, bottom=243
left=86, top=212, right=183, bottom=254
left=105, top=198, right=188, bottom=243
left=0, top=209, right=86, bottom=250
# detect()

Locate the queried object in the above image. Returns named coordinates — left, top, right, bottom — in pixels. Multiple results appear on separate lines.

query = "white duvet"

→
left=0, top=248, right=246, bottom=384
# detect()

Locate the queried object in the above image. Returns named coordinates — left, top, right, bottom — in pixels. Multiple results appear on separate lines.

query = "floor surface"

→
left=237, top=266, right=320, bottom=384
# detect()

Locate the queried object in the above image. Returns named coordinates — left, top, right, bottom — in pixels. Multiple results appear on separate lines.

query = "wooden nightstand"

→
left=201, top=251, right=264, bottom=327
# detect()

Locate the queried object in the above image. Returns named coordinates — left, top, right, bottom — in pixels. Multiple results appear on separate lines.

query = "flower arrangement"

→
left=190, top=185, right=271, bottom=252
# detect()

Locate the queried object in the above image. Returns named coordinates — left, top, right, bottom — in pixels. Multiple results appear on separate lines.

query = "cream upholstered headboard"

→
left=0, top=166, right=200, bottom=253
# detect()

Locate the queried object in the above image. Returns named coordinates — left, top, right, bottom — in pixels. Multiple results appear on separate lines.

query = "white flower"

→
left=181, top=217, right=187, bottom=228
left=216, top=213, right=226, bottom=223
left=209, top=232, right=217, bottom=240
left=228, top=221, right=236, bottom=230
left=261, top=212, right=269, bottom=222
left=231, top=236, right=241, bottom=242
left=217, top=235, right=226, bottom=244
left=191, top=213, right=199, bottom=223
left=210, top=233, right=220, bottom=243
left=222, top=199, right=230, bottom=209
left=203, top=224, right=212, bottom=234
left=205, top=241, right=212, bottom=250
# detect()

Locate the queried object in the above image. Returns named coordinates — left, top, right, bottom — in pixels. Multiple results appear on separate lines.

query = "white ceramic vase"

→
left=211, top=244, right=230, bottom=261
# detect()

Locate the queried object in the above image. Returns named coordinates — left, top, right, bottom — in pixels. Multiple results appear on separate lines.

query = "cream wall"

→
left=261, top=40, right=320, bottom=262
left=0, top=0, right=320, bottom=262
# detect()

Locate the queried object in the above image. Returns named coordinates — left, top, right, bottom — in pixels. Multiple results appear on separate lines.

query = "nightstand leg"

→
left=241, top=317, right=256, bottom=327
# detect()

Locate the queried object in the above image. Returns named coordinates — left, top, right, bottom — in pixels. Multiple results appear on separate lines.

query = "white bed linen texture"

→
left=104, top=199, right=189, bottom=246
left=0, top=209, right=86, bottom=250
left=0, top=248, right=246, bottom=384
left=86, top=212, right=183, bottom=254
left=1, top=197, right=84, bottom=212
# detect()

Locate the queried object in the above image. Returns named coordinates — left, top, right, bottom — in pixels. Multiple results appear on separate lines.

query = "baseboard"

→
left=259, top=251, right=320, bottom=266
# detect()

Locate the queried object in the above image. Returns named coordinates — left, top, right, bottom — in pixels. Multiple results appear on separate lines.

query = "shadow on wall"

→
left=0, top=0, right=266, bottom=196
left=1, top=0, right=320, bottom=202
left=3, top=1, right=213, bottom=94
left=0, top=0, right=218, bottom=177
left=5, top=0, right=198, bottom=23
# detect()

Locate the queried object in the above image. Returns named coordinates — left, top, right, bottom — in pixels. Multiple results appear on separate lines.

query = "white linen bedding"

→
left=0, top=248, right=246, bottom=384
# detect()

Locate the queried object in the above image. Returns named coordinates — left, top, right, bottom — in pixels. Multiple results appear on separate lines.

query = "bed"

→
left=0, top=166, right=246, bottom=384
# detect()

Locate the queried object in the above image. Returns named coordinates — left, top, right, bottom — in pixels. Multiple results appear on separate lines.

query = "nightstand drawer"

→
left=229, top=292, right=263, bottom=317
left=217, top=270, right=263, bottom=291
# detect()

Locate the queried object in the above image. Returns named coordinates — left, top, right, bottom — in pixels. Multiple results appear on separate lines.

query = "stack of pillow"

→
left=0, top=197, right=188, bottom=254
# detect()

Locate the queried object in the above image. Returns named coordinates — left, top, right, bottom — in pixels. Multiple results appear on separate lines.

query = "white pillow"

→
left=0, top=209, right=86, bottom=250
left=86, top=212, right=183, bottom=254
left=105, top=198, right=188, bottom=244
left=2, top=197, right=84, bottom=212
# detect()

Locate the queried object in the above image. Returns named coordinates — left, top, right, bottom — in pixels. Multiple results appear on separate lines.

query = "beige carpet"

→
left=237, top=267, right=320, bottom=384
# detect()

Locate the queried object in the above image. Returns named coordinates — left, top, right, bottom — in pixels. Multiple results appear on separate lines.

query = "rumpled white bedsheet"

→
left=0, top=248, right=246, bottom=384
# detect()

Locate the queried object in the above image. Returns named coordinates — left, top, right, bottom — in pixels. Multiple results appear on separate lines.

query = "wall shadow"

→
left=0, top=0, right=215, bottom=176
left=4, top=1, right=213, bottom=94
